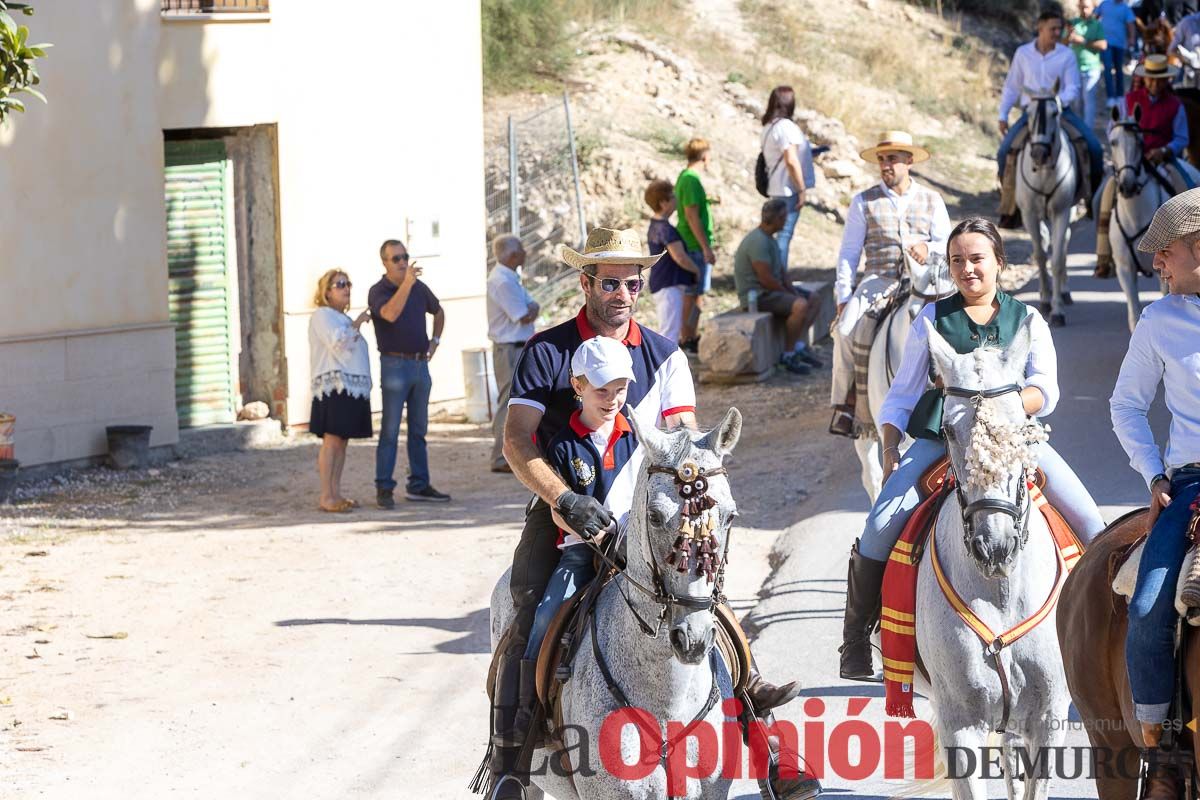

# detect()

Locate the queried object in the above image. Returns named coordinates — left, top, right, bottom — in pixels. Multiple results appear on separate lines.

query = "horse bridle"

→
left=583, top=463, right=732, bottom=639
left=1111, top=120, right=1151, bottom=196
left=942, top=383, right=1033, bottom=550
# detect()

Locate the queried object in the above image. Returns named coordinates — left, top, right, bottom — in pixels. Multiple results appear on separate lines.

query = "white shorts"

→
left=652, top=285, right=686, bottom=343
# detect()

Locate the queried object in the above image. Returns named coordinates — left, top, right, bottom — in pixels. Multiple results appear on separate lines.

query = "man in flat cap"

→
left=1110, top=187, right=1200, bottom=766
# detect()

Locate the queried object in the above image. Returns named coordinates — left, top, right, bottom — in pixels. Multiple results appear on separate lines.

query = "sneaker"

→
left=376, top=488, right=395, bottom=509
left=680, top=337, right=699, bottom=355
left=406, top=485, right=451, bottom=502
left=792, top=347, right=823, bottom=368
left=780, top=353, right=811, bottom=375
left=997, top=211, right=1023, bottom=230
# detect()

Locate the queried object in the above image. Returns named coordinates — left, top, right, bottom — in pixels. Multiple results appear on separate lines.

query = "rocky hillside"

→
left=483, top=0, right=1023, bottom=321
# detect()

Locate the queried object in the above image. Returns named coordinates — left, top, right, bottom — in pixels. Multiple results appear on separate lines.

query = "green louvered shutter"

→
left=165, top=140, right=236, bottom=427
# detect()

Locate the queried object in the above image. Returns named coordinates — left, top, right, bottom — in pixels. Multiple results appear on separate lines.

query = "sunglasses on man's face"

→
left=333, top=279, right=352, bottom=290
left=589, top=275, right=644, bottom=294
left=390, top=254, right=410, bottom=264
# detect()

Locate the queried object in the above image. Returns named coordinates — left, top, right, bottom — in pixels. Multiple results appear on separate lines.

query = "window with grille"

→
left=161, top=0, right=269, bottom=13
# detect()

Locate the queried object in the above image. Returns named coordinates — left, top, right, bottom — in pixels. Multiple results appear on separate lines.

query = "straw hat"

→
left=558, top=227, right=663, bottom=270
left=1134, top=54, right=1180, bottom=80
left=1138, top=186, right=1200, bottom=252
left=859, top=131, right=931, bottom=164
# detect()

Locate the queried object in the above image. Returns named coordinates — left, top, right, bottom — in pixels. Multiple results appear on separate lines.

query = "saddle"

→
left=916, top=454, right=1046, bottom=500
left=848, top=278, right=904, bottom=430
left=1110, top=505, right=1200, bottom=623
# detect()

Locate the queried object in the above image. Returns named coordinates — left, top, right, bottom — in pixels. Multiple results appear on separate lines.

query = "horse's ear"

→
left=626, top=407, right=673, bottom=465
left=923, top=317, right=958, bottom=380
left=1111, top=104, right=1121, bottom=124
left=1004, top=314, right=1036, bottom=375
left=699, top=407, right=742, bottom=459
left=1134, top=103, right=1143, bottom=125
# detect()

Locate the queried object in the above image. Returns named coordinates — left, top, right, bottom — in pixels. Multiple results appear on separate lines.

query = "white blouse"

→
left=308, top=306, right=373, bottom=400
left=878, top=301, right=1060, bottom=434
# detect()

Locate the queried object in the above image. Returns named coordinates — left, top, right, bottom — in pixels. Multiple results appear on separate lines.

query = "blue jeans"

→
left=1080, top=68, right=1103, bottom=130
left=374, top=356, right=432, bottom=492
left=684, top=250, right=712, bottom=296
left=1102, top=46, right=1127, bottom=101
left=1126, top=468, right=1200, bottom=723
left=996, top=107, right=1104, bottom=192
left=858, top=438, right=1106, bottom=563
left=523, top=545, right=596, bottom=661
left=771, top=196, right=801, bottom=269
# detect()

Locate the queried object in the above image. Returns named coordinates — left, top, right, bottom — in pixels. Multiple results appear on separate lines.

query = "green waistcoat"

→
left=905, top=291, right=1026, bottom=441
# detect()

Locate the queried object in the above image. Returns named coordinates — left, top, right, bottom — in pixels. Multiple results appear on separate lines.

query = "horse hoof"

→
left=1061, top=292, right=1074, bottom=306
left=1050, top=313, right=1066, bottom=328
left=1039, top=302, right=1051, bottom=316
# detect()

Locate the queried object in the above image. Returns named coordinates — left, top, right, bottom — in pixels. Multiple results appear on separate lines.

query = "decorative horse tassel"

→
left=676, top=546, right=691, bottom=574
left=667, top=534, right=686, bottom=566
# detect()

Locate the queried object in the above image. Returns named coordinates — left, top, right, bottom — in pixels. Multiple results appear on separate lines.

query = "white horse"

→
left=1106, top=108, right=1192, bottom=333
left=1016, top=91, right=1077, bottom=328
left=915, top=318, right=1069, bottom=800
left=489, top=409, right=743, bottom=800
left=852, top=252, right=954, bottom=502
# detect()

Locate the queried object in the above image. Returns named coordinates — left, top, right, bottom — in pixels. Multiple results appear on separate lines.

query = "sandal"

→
left=319, top=499, right=354, bottom=513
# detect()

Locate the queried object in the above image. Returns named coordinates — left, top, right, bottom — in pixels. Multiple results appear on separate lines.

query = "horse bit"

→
left=942, top=383, right=1033, bottom=550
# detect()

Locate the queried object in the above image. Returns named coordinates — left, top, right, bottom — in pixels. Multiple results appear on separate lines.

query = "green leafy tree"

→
left=0, top=1, right=50, bottom=124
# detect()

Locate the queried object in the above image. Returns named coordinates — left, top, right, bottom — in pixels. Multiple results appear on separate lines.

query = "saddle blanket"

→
left=1112, top=541, right=1200, bottom=625
left=849, top=280, right=902, bottom=431
left=881, top=478, right=1083, bottom=718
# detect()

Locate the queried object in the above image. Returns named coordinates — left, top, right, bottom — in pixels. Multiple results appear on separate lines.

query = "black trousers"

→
left=503, top=497, right=561, bottom=660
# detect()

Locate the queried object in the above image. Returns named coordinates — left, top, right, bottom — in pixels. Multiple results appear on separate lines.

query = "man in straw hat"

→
left=828, top=131, right=950, bottom=438
left=482, top=227, right=820, bottom=800
left=1095, top=53, right=1196, bottom=278
left=996, top=8, right=1104, bottom=228
left=1110, top=187, right=1200, bottom=767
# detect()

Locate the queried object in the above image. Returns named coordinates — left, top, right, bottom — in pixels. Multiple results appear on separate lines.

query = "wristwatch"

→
left=1151, top=472, right=1169, bottom=487
left=430, top=336, right=441, bottom=345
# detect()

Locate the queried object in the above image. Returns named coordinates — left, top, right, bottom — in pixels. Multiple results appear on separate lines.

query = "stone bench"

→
left=697, top=281, right=834, bottom=384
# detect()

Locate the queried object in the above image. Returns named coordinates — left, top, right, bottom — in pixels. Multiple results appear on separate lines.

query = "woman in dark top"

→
left=644, top=179, right=701, bottom=346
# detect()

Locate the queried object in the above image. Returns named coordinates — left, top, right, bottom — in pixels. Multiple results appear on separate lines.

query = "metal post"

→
left=508, top=115, right=520, bottom=236
left=563, top=91, right=587, bottom=246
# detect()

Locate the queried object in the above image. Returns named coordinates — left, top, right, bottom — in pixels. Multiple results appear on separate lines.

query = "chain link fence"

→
left=484, top=92, right=588, bottom=309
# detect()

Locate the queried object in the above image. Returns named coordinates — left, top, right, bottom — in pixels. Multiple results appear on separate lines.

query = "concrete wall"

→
left=0, top=1, right=488, bottom=465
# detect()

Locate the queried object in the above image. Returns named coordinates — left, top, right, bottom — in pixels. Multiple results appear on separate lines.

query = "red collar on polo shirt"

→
left=574, top=307, right=643, bottom=347
left=568, top=409, right=632, bottom=470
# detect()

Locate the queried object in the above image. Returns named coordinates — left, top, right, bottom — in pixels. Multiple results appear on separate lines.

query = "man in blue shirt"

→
left=368, top=239, right=450, bottom=506
left=1097, top=0, right=1137, bottom=106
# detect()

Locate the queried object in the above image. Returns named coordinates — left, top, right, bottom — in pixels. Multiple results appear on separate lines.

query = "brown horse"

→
left=1057, top=509, right=1200, bottom=799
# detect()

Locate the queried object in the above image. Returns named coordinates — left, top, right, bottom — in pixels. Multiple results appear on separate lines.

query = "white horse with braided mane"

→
left=1016, top=90, right=1077, bottom=328
left=488, top=409, right=744, bottom=800
left=1106, top=108, right=1193, bottom=333
left=900, top=318, right=1069, bottom=800
left=853, top=251, right=954, bottom=502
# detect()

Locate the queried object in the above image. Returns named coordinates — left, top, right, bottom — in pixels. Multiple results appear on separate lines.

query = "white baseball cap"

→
left=571, top=336, right=637, bottom=387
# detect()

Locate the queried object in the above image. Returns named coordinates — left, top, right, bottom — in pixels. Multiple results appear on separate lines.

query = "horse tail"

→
left=885, top=707, right=952, bottom=798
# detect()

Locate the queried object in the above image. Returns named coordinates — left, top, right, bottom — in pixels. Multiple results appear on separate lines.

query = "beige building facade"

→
left=0, top=1, right=488, bottom=467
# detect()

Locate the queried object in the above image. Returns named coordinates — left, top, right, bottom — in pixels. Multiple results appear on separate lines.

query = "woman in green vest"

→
left=837, top=216, right=1104, bottom=680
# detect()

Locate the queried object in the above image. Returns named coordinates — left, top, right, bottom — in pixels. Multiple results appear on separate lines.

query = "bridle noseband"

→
left=942, top=383, right=1033, bottom=548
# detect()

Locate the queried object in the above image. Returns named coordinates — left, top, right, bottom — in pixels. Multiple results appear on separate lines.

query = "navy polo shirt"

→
left=546, top=410, right=639, bottom=546
left=368, top=275, right=441, bottom=354
left=509, top=307, right=697, bottom=455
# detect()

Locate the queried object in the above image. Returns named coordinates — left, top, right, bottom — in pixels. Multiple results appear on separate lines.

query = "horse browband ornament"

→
left=648, top=462, right=727, bottom=582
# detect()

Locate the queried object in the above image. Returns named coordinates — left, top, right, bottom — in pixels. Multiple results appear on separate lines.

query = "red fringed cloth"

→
left=881, top=478, right=1083, bottom=718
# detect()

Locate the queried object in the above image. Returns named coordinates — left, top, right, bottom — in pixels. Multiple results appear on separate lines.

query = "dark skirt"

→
left=309, top=390, right=373, bottom=439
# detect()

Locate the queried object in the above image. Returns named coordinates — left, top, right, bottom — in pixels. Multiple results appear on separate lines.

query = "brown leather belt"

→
left=381, top=351, right=429, bottom=360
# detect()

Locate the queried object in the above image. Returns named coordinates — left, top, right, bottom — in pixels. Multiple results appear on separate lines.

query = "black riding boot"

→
left=509, top=659, right=539, bottom=747
left=752, top=709, right=822, bottom=800
left=839, top=540, right=887, bottom=680
left=745, top=662, right=802, bottom=713
left=485, top=653, right=528, bottom=799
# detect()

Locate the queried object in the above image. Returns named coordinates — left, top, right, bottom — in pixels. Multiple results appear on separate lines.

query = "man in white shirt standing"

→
left=487, top=235, right=539, bottom=473
left=996, top=9, right=1103, bottom=228
left=828, top=131, right=950, bottom=437
left=1110, top=187, right=1200, bottom=752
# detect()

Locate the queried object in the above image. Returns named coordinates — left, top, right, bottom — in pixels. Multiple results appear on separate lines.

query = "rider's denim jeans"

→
left=996, top=107, right=1104, bottom=193
left=857, top=438, right=1106, bottom=564
left=1102, top=46, right=1127, bottom=103
left=523, top=544, right=596, bottom=661
left=1078, top=68, right=1103, bottom=130
left=374, top=356, right=431, bottom=493
left=771, top=196, right=801, bottom=269
left=1126, top=468, right=1200, bottom=723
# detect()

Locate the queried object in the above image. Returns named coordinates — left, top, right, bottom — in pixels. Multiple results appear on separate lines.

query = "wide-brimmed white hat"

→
left=571, top=336, right=637, bottom=387
left=559, top=227, right=663, bottom=270
left=1134, top=54, right=1181, bottom=80
left=859, top=130, right=931, bottom=164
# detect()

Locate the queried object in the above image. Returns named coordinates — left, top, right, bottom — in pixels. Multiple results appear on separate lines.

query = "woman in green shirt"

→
left=675, top=137, right=715, bottom=352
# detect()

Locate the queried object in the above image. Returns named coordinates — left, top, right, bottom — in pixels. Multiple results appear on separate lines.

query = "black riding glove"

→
left=554, top=491, right=614, bottom=540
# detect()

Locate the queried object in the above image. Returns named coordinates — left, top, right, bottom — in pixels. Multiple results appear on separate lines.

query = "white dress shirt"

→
left=999, top=41, right=1082, bottom=122
left=835, top=180, right=951, bottom=304
left=1170, top=13, right=1200, bottom=57
left=1110, top=294, right=1200, bottom=487
left=879, top=300, right=1060, bottom=434
left=487, top=264, right=536, bottom=343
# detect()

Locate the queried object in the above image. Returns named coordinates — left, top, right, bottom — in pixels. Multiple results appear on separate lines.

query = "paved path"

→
left=746, top=221, right=1172, bottom=799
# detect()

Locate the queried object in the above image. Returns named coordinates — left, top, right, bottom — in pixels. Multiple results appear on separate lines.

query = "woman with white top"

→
left=760, top=85, right=814, bottom=268
left=309, top=269, right=373, bottom=512
left=837, top=217, right=1104, bottom=680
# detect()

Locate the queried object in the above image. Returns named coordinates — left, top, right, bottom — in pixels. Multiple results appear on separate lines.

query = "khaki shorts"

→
left=753, top=288, right=808, bottom=317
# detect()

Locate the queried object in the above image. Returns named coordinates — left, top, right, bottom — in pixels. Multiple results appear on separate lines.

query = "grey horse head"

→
left=1026, top=91, right=1062, bottom=168
left=925, top=316, right=1043, bottom=578
left=907, top=251, right=953, bottom=320
left=1109, top=104, right=1145, bottom=198
left=627, top=408, right=741, bottom=665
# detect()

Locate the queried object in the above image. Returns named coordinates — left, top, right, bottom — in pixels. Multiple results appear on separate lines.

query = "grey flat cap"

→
left=1139, top=187, right=1200, bottom=252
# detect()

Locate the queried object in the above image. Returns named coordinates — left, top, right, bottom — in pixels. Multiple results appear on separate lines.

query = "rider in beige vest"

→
left=829, top=131, right=950, bottom=436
